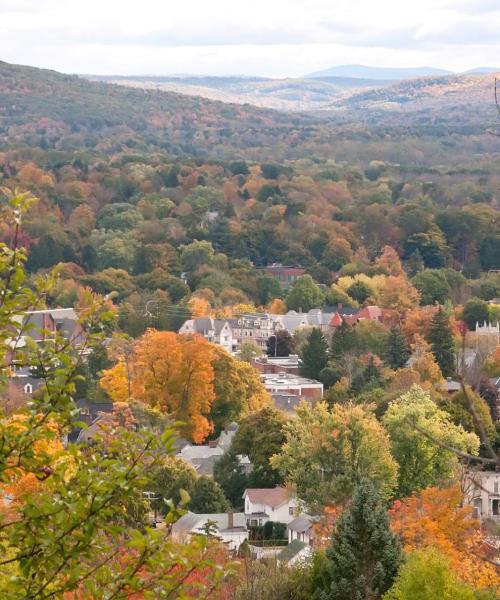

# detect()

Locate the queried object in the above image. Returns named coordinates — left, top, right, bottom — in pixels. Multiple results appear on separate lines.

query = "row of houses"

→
left=179, top=305, right=387, bottom=353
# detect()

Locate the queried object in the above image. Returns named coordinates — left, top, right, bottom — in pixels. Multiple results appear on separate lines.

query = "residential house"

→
left=243, top=487, right=299, bottom=526
left=287, top=514, right=314, bottom=546
left=172, top=511, right=248, bottom=550
left=466, top=471, right=500, bottom=520
left=231, top=313, right=283, bottom=351
left=177, top=423, right=251, bottom=476
left=9, top=308, right=83, bottom=396
left=178, top=317, right=234, bottom=352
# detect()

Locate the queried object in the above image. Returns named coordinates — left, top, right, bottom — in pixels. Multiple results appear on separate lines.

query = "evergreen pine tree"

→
left=317, top=480, right=403, bottom=600
left=406, top=249, right=424, bottom=276
left=350, top=356, right=384, bottom=395
left=426, top=307, right=456, bottom=377
left=213, top=449, right=248, bottom=510
left=384, top=327, right=410, bottom=369
left=329, top=320, right=357, bottom=362
left=299, top=327, right=329, bottom=380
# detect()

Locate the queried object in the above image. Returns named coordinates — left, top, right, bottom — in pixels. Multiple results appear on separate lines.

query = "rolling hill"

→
left=2, top=60, right=500, bottom=166
left=85, top=74, right=389, bottom=112
left=0, top=60, right=321, bottom=159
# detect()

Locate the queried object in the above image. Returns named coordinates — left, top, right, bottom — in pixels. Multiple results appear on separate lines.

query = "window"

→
left=24, top=383, right=33, bottom=394
left=289, top=506, right=294, bottom=516
left=495, top=482, right=499, bottom=494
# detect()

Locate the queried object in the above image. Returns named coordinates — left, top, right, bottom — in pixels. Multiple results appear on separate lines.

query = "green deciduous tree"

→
left=383, top=548, right=476, bottom=600
left=383, top=386, right=480, bottom=497
left=462, top=298, right=490, bottom=331
left=285, top=275, right=325, bottom=312
left=151, top=455, right=198, bottom=512
left=426, top=307, right=456, bottom=377
left=266, top=330, right=294, bottom=358
left=189, top=476, right=230, bottom=513
left=316, top=480, right=403, bottom=600
left=232, top=407, right=286, bottom=488
left=272, top=402, right=398, bottom=511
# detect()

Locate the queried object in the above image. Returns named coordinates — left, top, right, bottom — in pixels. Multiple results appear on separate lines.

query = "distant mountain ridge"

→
left=307, top=64, right=453, bottom=80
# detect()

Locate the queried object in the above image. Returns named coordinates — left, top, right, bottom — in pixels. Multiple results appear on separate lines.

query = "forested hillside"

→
left=0, top=61, right=318, bottom=158
left=0, top=60, right=499, bottom=326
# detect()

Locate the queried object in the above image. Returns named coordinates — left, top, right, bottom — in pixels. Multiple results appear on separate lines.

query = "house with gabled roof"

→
left=172, top=511, right=248, bottom=550
left=243, top=487, right=299, bottom=526
left=179, top=317, right=234, bottom=352
left=287, top=514, right=314, bottom=546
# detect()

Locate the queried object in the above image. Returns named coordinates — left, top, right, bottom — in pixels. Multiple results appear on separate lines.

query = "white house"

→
left=466, top=471, right=500, bottom=520
left=243, top=487, right=299, bottom=526
left=287, top=514, right=314, bottom=546
left=179, top=317, right=234, bottom=352
left=171, top=511, right=247, bottom=550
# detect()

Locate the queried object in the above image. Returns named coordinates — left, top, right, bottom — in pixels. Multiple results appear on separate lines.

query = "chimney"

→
left=227, top=512, right=234, bottom=529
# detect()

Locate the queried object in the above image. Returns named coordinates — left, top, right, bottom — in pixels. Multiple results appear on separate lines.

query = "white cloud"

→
left=0, top=0, right=499, bottom=75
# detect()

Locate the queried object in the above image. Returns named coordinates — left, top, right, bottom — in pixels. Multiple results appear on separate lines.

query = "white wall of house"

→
left=245, top=496, right=297, bottom=525
left=468, top=472, right=500, bottom=520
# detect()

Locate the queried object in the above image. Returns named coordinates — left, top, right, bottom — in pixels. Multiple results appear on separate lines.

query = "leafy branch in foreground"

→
left=0, top=189, right=234, bottom=599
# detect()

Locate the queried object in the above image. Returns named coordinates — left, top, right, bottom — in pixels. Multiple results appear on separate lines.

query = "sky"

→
left=1, top=0, right=500, bottom=77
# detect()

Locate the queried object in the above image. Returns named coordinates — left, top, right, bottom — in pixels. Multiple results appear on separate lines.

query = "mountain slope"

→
left=0, top=61, right=319, bottom=158
left=86, top=74, right=389, bottom=112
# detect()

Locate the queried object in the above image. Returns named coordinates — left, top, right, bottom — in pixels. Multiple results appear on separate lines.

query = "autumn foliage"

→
left=389, top=485, right=500, bottom=589
left=100, top=330, right=271, bottom=443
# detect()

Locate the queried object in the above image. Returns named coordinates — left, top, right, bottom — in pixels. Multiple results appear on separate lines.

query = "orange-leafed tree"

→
left=131, top=330, right=215, bottom=443
left=100, top=361, right=131, bottom=403
left=374, top=245, right=405, bottom=277
left=267, top=298, right=287, bottom=314
left=188, top=295, right=212, bottom=317
left=389, top=485, right=500, bottom=589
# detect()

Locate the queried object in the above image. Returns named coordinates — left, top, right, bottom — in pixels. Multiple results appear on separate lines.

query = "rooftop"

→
left=277, top=539, right=310, bottom=564
left=244, top=487, right=293, bottom=508
left=288, top=514, right=314, bottom=533
left=261, top=373, right=323, bottom=387
left=172, top=511, right=247, bottom=535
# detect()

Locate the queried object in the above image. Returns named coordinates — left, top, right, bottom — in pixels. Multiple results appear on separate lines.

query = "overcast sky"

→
left=1, top=0, right=499, bottom=76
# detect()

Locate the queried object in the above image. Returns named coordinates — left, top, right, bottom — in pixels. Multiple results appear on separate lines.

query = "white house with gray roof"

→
left=179, top=317, right=234, bottom=352
left=172, top=511, right=248, bottom=550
